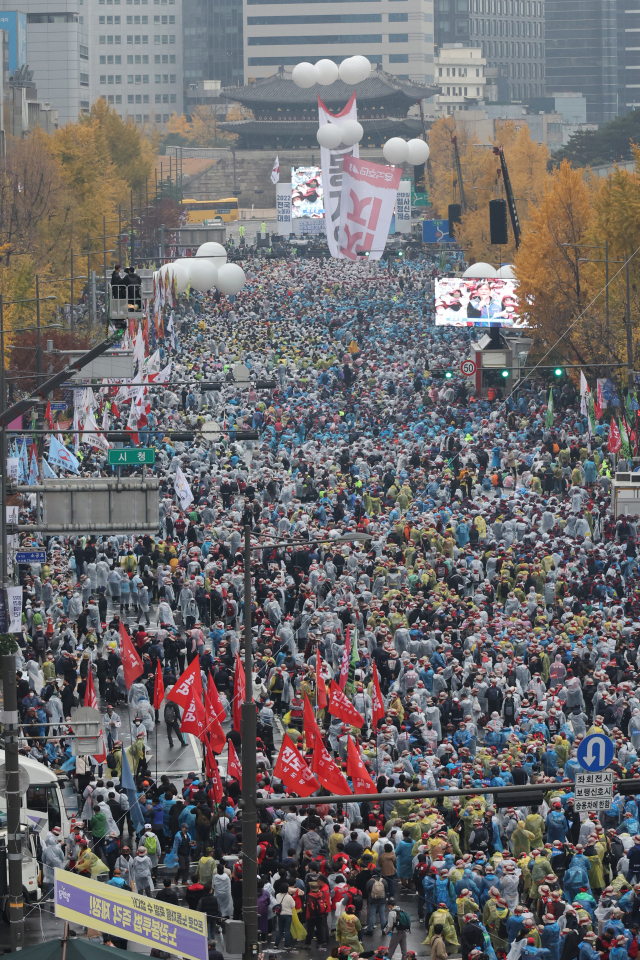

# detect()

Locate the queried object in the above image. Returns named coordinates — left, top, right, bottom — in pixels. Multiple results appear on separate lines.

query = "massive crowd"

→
left=10, top=251, right=640, bottom=960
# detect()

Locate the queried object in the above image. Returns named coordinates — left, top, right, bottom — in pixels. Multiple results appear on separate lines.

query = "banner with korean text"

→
left=275, top=182, right=292, bottom=235
left=54, top=869, right=207, bottom=960
left=318, top=92, right=359, bottom=259
left=338, top=155, right=402, bottom=261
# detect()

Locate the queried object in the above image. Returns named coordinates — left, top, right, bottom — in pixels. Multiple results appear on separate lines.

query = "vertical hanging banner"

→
left=396, top=180, right=412, bottom=235
left=6, top=585, right=22, bottom=633
left=318, top=93, right=359, bottom=259
left=339, top=156, right=402, bottom=261
left=275, top=182, right=292, bottom=236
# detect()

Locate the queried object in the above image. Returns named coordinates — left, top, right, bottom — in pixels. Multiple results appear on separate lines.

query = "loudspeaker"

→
left=489, top=198, right=508, bottom=245
left=448, top=203, right=462, bottom=238
left=414, top=163, right=426, bottom=192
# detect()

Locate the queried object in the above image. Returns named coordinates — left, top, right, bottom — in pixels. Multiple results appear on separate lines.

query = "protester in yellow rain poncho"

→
left=425, top=906, right=459, bottom=951
left=126, top=734, right=146, bottom=776
left=336, top=905, right=363, bottom=952
left=75, top=843, right=109, bottom=877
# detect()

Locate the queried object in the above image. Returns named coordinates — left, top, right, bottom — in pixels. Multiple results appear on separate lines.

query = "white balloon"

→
left=216, top=263, right=246, bottom=295
left=316, top=124, right=343, bottom=149
left=406, top=138, right=430, bottom=165
left=383, top=137, right=409, bottom=165
left=496, top=264, right=516, bottom=279
left=189, top=259, right=218, bottom=292
left=347, top=55, right=371, bottom=83
left=292, top=62, right=318, bottom=88
left=340, top=119, right=364, bottom=146
left=463, top=262, right=498, bottom=278
left=315, top=58, right=339, bottom=85
left=195, top=241, right=228, bottom=269
left=338, top=57, right=360, bottom=85
left=170, top=260, right=191, bottom=294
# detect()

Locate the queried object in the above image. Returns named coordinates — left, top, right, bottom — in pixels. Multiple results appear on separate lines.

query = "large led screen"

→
left=291, top=166, right=324, bottom=219
left=434, top=277, right=525, bottom=327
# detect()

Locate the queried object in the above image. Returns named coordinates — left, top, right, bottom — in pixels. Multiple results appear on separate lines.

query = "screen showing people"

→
left=291, top=166, right=324, bottom=219
left=434, top=277, right=524, bottom=327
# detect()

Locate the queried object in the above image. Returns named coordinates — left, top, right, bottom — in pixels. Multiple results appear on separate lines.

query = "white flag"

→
left=270, top=155, right=280, bottom=185
left=156, top=362, right=172, bottom=383
left=174, top=464, right=194, bottom=511
left=580, top=370, right=589, bottom=416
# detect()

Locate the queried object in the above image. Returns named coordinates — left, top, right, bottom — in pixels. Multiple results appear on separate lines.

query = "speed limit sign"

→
left=460, top=359, right=477, bottom=377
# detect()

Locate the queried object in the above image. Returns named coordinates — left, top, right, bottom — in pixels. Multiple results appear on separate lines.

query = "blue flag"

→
left=48, top=435, right=79, bottom=474
left=120, top=745, right=146, bottom=835
left=42, top=458, right=57, bottom=478
left=18, top=441, right=28, bottom=482
left=28, top=450, right=39, bottom=486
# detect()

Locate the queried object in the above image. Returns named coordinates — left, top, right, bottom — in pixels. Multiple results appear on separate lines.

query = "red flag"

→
left=208, top=677, right=226, bottom=721
left=346, top=736, right=376, bottom=794
left=228, top=738, right=243, bottom=789
left=312, top=735, right=351, bottom=795
left=595, top=380, right=604, bottom=421
left=233, top=654, right=246, bottom=733
left=204, top=684, right=226, bottom=753
left=153, top=659, right=165, bottom=710
left=206, top=742, right=224, bottom=803
left=84, top=669, right=98, bottom=709
left=316, top=649, right=327, bottom=709
left=111, top=401, right=120, bottom=420
left=273, top=733, right=320, bottom=798
left=328, top=681, right=364, bottom=729
left=181, top=691, right=206, bottom=739
left=303, top=694, right=317, bottom=748
left=45, top=401, right=54, bottom=430
left=608, top=416, right=622, bottom=454
left=167, top=657, right=202, bottom=709
left=338, top=627, right=351, bottom=690
left=119, top=622, right=144, bottom=688
left=371, top=663, right=385, bottom=730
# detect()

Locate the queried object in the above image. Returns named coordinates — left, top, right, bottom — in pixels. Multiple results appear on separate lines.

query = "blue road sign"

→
left=577, top=733, right=614, bottom=771
left=15, top=551, right=46, bottom=564
left=49, top=402, right=67, bottom=411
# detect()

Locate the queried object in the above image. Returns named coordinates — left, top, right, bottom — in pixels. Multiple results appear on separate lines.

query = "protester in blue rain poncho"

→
left=546, top=801, right=569, bottom=843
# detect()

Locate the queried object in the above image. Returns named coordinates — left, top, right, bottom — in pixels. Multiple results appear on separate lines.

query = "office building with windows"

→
left=0, top=0, right=89, bottom=123
left=242, top=0, right=435, bottom=83
left=87, top=0, right=182, bottom=125
left=434, top=0, right=545, bottom=101
left=183, top=0, right=243, bottom=91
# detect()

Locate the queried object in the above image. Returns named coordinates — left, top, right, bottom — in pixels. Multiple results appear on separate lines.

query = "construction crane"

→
left=451, top=135, right=466, bottom=212
left=493, top=145, right=521, bottom=249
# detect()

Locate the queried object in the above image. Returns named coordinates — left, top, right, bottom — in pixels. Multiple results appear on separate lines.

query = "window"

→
left=389, top=52, right=409, bottom=61
left=438, top=65, right=442, bottom=74
left=100, top=14, right=106, bottom=21
left=128, top=55, right=133, bottom=62
left=169, top=14, right=174, bottom=21
left=128, top=94, right=134, bottom=101
left=163, top=73, right=168, bottom=81
left=389, top=11, right=408, bottom=19
left=115, top=74, right=121, bottom=81
left=163, top=113, right=169, bottom=120
left=116, top=95, right=122, bottom=103
left=100, top=55, right=106, bottom=63
left=128, top=74, right=134, bottom=81
left=247, top=33, right=383, bottom=42
left=115, top=34, right=121, bottom=41
left=170, top=54, right=175, bottom=62
left=455, top=19, right=469, bottom=32
left=143, top=94, right=149, bottom=102
left=143, top=73, right=149, bottom=81
left=170, top=73, right=175, bottom=81
left=389, top=31, right=408, bottom=40
left=154, top=33, right=160, bottom=41
left=100, top=74, right=107, bottom=82
left=155, top=73, right=161, bottom=81
left=100, top=34, right=106, bottom=42
left=155, top=93, right=161, bottom=101
left=248, top=11, right=381, bottom=20
left=27, top=12, right=78, bottom=21
left=116, top=55, right=121, bottom=62
left=156, top=113, right=161, bottom=120
left=169, top=33, right=174, bottom=40
left=136, top=93, right=142, bottom=102
left=163, top=92, right=168, bottom=101
left=143, top=54, right=148, bottom=61
left=127, top=34, right=132, bottom=41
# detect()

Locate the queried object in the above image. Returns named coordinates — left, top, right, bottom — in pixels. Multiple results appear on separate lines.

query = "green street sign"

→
left=107, top=448, right=155, bottom=465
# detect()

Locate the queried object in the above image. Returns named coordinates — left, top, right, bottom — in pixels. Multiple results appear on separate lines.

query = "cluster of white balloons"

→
left=316, top=120, right=364, bottom=149
left=382, top=137, right=430, bottom=166
left=292, top=56, right=371, bottom=89
left=463, top=262, right=515, bottom=279
left=157, top=242, right=246, bottom=296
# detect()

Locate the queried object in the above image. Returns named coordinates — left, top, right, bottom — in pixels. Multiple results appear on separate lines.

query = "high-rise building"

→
left=434, top=0, right=545, bottom=101
left=183, top=0, right=243, bottom=91
left=432, top=42, right=487, bottom=113
left=242, top=0, right=435, bottom=84
left=0, top=0, right=90, bottom=123
left=617, top=0, right=639, bottom=116
left=87, top=0, right=183, bottom=125
left=545, top=0, right=616, bottom=122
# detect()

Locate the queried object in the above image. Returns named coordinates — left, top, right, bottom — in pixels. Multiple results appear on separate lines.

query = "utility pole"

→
left=160, top=223, right=166, bottom=263
left=3, top=654, right=24, bottom=951
left=70, top=250, right=74, bottom=329
left=241, top=525, right=258, bottom=960
left=91, top=270, right=97, bottom=328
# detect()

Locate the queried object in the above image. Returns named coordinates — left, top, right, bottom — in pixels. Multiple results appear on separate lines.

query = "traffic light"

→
left=445, top=370, right=453, bottom=379
left=553, top=366, right=564, bottom=377
left=501, top=369, right=510, bottom=379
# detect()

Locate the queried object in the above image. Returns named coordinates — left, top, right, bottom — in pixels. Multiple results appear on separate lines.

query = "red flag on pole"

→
left=204, top=684, right=226, bottom=753
left=273, top=733, right=320, bottom=798
left=346, top=736, right=376, bottom=793
left=206, top=742, right=224, bottom=803
left=119, top=622, right=144, bottom=688
left=312, top=735, right=351, bottom=795
left=316, top=648, right=327, bottom=709
left=180, top=691, right=206, bottom=739
left=371, top=663, right=385, bottom=730
left=167, top=656, right=202, bottom=709
left=84, top=669, right=98, bottom=709
left=153, top=659, right=165, bottom=710
left=595, top=379, right=604, bottom=421
left=228, top=738, right=243, bottom=789
left=208, top=677, right=226, bottom=721
left=328, top=681, right=364, bottom=729
left=608, top=416, right=622, bottom=454
left=233, top=654, right=245, bottom=733
left=338, top=627, right=351, bottom=690
left=303, top=694, right=317, bottom=748
left=45, top=401, right=54, bottom=430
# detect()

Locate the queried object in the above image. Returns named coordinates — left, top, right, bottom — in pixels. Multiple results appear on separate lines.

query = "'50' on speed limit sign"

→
left=460, top=359, right=477, bottom=377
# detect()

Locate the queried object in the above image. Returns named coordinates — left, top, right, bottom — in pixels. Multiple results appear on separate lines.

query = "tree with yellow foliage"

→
left=514, top=160, right=604, bottom=367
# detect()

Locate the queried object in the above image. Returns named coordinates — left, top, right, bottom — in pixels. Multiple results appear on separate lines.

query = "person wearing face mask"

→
left=131, top=846, right=154, bottom=897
